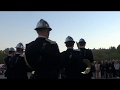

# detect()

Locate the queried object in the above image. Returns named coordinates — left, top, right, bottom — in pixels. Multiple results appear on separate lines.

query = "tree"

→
left=3, top=48, right=9, bottom=55
left=117, top=44, right=120, bottom=53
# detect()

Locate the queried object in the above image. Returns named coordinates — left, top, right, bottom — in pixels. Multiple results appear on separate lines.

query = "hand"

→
left=81, top=67, right=91, bottom=74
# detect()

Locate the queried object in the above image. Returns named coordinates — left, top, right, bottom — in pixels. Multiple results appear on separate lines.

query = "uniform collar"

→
left=8, top=54, right=12, bottom=57
left=67, top=47, right=73, bottom=49
left=79, top=46, right=85, bottom=48
left=15, top=52, right=21, bottom=55
left=38, top=35, right=46, bottom=39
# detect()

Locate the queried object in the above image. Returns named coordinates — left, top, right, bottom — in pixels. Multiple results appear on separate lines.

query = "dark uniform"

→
left=9, top=53, right=29, bottom=79
left=4, top=55, right=13, bottom=79
left=9, top=43, right=30, bottom=79
left=25, top=19, right=61, bottom=79
left=25, top=37, right=61, bottom=79
left=61, top=48, right=86, bottom=79
left=79, top=48, right=93, bottom=79
left=4, top=47, right=15, bottom=79
left=100, top=62, right=104, bottom=78
left=77, top=38, right=93, bottom=79
left=9, top=53, right=20, bottom=79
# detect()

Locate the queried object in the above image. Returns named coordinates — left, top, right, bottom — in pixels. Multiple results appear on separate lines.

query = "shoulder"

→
left=45, top=38, right=56, bottom=44
left=73, top=49, right=82, bottom=54
left=85, top=48, right=92, bottom=53
left=85, top=48, right=92, bottom=51
left=25, top=41, right=36, bottom=51
left=26, top=41, right=34, bottom=47
left=61, top=51, right=66, bottom=54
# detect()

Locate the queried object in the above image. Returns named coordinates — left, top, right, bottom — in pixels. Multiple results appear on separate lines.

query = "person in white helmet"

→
left=9, top=43, right=30, bottom=79
left=24, top=19, right=61, bottom=79
left=60, top=36, right=91, bottom=79
left=76, top=38, right=94, bottom=79
left=4, top=47, right=15, bottom=79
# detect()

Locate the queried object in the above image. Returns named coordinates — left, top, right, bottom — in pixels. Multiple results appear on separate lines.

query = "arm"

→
left=81, top=59, right=91, bottom=74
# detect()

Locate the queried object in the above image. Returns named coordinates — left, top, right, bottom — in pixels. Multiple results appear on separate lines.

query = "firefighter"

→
left=9, top=43, right=29, bottom=79
left=4, top=47, right=15, bottom=79
left=24, top=19, right=61, bottom=79
left=76, top=38, right=94, bottom=79
left=61, top=36, right=91, bottom=79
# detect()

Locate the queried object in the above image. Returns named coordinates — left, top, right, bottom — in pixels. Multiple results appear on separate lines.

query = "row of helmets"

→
left=65, top=36, right=86, bottom=43
left=9, top=19, right=85, bottom=52
left=34, top=19, right=86, bottom=44
left=9, top=43, right=24, bottom=52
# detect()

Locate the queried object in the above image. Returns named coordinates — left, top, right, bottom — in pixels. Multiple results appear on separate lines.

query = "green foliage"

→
left=1, top=45, right=120, bottom=63
left=117, top=44, right=120, bottom=53
left=0, top=50, right=7, bottom=64
left=92, top=45, right=120, bottom=61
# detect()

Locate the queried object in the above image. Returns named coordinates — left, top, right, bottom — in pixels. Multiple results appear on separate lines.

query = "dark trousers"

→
left=113, top=70, right=116, bottom=77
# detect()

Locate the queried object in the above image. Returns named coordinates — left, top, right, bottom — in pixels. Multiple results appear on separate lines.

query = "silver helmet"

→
left=15, top=42, right=24, bottom=49
left=9, top=47, right=15, bottom=52
left=34, top=19, right=52, bottom=31
left=65, top=36, right=75, bottom=43
left=79, top=38, right=86, bottom=43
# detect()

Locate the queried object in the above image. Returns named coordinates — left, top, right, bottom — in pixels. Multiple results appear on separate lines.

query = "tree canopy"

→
left=0, top=45, right=120, bottom=63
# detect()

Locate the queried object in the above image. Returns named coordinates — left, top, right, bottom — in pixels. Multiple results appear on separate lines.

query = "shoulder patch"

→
left=46, top=39, right=56, bottom=44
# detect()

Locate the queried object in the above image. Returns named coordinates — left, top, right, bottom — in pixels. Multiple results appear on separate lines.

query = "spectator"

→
left=95, top=61, right=100, bottom=79
left=114, top=60, right=120, bottom=78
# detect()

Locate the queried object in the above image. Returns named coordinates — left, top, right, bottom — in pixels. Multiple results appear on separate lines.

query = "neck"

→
left=79, top=46, right=85, bottom=48
left=67, top=47, right=73, bottom=49
left=37, top=31, right=48, bottom=38
left=15, top=52, right=21, bottom=55
left=38, top=35, right=47, bottom=38
left=8, top=54, right=13, bottom=57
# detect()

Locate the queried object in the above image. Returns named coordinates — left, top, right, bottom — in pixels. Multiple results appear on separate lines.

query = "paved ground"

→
left=0, top=73, right=32, bottom=79
left=0, top=74, right=119, bottom=79
left=0, top=75, right=6, bottom=79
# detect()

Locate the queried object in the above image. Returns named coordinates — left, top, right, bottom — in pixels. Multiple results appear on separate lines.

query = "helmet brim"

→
left=34, top=27, right=52, bottom=31
left=79, top=41, right=86, bottom=43
left=15, top=47, right=24, bottom=50
left=65, top=41, right=75, bottom=43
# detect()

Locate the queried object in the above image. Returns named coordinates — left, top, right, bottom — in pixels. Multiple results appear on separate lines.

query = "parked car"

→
left=0, top=64, right=6, bottom=75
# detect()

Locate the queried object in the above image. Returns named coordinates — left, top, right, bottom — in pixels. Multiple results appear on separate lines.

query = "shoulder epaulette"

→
left=46, top=38, right=56, bottom=44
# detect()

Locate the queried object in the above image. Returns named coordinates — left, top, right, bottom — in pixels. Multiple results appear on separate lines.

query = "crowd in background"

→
left=91, top=59, right=120, bottom=79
